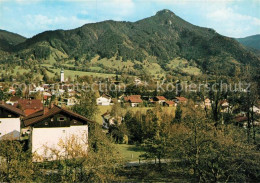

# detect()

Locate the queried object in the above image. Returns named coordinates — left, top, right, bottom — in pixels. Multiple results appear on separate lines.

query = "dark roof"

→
left=234, top=116, right=248, bottom=123
left=0, top=103, right=25, bottom=116
left=23, top=105, right=94, bottom=127
left=102, top=93, right=112, bottom=99
left=101, top=112, right=112, bottom=120
left=101, top=111, right=110, bottom=117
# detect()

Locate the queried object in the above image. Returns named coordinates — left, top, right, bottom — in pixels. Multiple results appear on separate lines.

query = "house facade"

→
left=164, top=100, right=175, bottom=107
left=23, top=105, right=93, bottom=162
left=0, top=103, right=25, bottom=140
left=96, top=94, right=112, bottom=106
left=124, top=95, right=143, bottom=107
left=153, top=96, right=167, bottom=105
left=101, top=112, right=123, bottom=129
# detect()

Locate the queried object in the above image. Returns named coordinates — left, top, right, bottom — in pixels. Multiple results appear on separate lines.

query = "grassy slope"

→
left=116, top=144, right=145, bottom=162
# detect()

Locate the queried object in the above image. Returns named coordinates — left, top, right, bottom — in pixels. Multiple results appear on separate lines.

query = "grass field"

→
left=115, top=144, right=145, bottom=162
left=95, top=105, right=112, bottom=124
left=49, top=68, right=116, bottom=79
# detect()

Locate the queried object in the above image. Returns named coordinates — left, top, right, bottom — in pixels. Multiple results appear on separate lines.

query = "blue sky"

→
left=0, top=0, right=259, bottom=38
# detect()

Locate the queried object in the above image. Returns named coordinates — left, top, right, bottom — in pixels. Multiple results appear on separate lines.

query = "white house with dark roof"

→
left=23, top=105, right=93, bottom=162
left=96, top=94, right=112, bottom=106
left=0, top=103, right=25, bottom=140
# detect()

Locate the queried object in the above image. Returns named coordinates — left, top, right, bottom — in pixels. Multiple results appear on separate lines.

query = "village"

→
left=0, top=0, right=260, bottom=180
left=1, top=69, right=260, bottom=164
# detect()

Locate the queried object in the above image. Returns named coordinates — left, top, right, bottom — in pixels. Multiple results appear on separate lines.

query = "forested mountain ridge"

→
left=0, top=30, right=26, bottom=52
left=236, top=35, right=260, bottom=56
left=1, top=9, right=260, bottom=75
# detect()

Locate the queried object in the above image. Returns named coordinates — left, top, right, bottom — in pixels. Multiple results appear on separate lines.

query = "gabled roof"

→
left=234, top=116, right=248, bottom=123
left=23, top=105, right=94, bottom=127
left=9, top=96, right=20, bottom=102
left=155, top=96, right=167, bottom=100
left=101, top=93, right=112, bottom=99
left=101, top=112, right=112, bottom=120
left=176, top=97, right=188, bottom=102
left=220, top=100, right=229, bottom=106
left=165, top=100, right=175, bottom=105
left=124, top=95, right=142, bottom=102
left=0, top=103, right=25, bottom=116
left=14, top=99, right=43, bottom=110
left=129, top=98, right=143, bottom=103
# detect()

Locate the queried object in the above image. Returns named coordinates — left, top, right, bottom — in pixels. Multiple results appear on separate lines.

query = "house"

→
left=204, top=98, right=211, bottom=108
left=164, top=100, right=175, bottom=107
left=251, top=106, right=260, bottom=115
left=175, top=97, right=188, bottom=104
left=8, top=88, right=16, bottom=95
left=102, top=112, right=113, bottom=129
left=14, top=99, right=43, bottom=116
left=153, top=96, right=167, bottom=105
left=134, top=78, right=142, bottom=85
left=101, top=112, right=123, bottom=129
left=6, top=96, right=20, bottom=105
left=96, top=94, right=112, bottom=106
left=124, top=95, right=143, bottom=107
left=23, top=105, right=93, bottom=162
left=64, top=97, right=78, bottom=106
left=0, top=102, right=25, bottom=140
left=234, top=116, right=248, bottom=128
left=220, top=100, right=230, bottom=113
left=43, top=92, right=52, bottom=100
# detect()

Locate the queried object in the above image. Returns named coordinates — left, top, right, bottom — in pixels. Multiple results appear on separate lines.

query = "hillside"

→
left=236, top=34, right=260, bottom=50
left=0, top=30, right=26, bottom=52
left=1, top=9, right=260, bottom=76
left=236, top=35, right=260, bottom=56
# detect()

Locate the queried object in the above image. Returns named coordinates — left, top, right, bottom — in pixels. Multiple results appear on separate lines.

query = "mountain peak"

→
left=156, top=9, right=175, bottom=16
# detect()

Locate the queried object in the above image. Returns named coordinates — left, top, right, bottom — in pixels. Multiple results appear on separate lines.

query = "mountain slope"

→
left=0, top=30, right=26, bottom=52
left=236, top=35, right=260, bottom=56
left=236, top=34, right=260, bottom=50
left=2, top=9, right=260, bottom=75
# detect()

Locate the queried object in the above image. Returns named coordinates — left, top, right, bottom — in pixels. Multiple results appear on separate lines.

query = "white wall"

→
left=60, top=72, right=64, bottom=82
left=31, top=125, right=88, bottom=162
left=0, top=118, right=20, bottom=140
left=96, top=97, right=111, bottom=106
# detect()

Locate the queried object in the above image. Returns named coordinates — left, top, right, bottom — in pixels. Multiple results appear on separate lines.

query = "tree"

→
left=72, top=90, right=99, bottom=120
left=173, top=104, right=182, bottom=123
left=167, top=103, right=260, bottom=182
left=0, top=89, right=8, bottom=101
left=0, top=141, right=36, bottom=182
left=41, top=124, right=123, bottom=182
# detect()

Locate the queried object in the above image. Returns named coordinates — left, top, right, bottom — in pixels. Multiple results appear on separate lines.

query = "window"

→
left=58, top=117, right=66, bottom=121
left=45, top=122, right=48, bottom=126
left=8, top=115, right=12, bottom=118
left=51, top=118, right=54, bottom=122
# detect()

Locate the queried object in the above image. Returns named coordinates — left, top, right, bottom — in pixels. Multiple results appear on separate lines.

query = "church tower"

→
left=60, top=69, right=64, bottom=82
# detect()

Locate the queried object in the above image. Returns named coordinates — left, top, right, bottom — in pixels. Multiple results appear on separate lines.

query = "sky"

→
left=0, top=0, right=259, bottom=38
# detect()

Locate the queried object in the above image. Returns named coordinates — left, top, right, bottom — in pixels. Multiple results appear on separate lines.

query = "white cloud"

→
left=206, top=7, right=260, bottom=37
left=24, top=14, right=91, bottom=33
